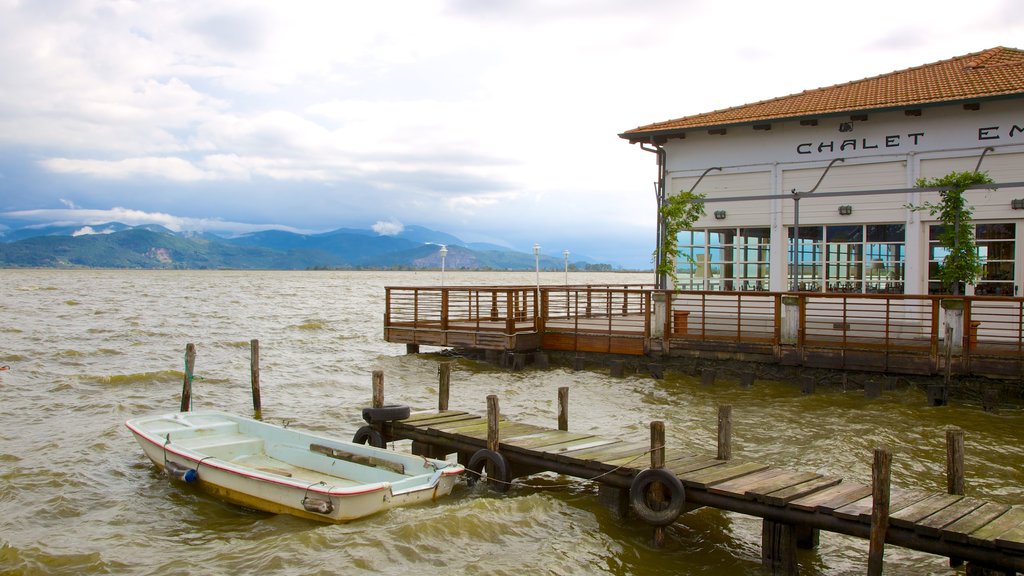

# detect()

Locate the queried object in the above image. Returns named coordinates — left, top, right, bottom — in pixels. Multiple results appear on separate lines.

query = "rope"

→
left=463, top=443, right=668, bottom=490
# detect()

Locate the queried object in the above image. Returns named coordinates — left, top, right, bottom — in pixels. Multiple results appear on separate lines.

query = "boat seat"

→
left=174, top=434, right=264, bottom=460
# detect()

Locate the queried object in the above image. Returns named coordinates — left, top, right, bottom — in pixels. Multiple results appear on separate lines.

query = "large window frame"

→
left=675, top=227, right=771, bottom=291
left=788, top=223, right=906, bottom=294
left=928, top=222, right=1016, bottom=296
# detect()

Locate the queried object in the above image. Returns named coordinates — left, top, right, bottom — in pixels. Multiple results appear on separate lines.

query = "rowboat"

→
left=126, top=410, right=463, bottom=523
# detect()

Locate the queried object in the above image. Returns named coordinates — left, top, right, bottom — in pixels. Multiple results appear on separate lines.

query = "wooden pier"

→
left=363, top=369, right=1024, bottom=575
left=384, top=285, right=1024, bottom=379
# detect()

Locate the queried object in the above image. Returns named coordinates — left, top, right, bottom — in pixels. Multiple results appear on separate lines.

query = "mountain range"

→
left=0, top=222, right=615, bottom=271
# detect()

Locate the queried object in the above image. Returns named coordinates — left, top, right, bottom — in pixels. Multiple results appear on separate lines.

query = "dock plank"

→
left=969, top=506, right=1024, bottom=548
left=503, top=430, right=594, bottom=450
left=401, top=410, right=472, bottom=426
left=915, top=497, right=986, bottom=537
left=708, top=468, right=790, bottom=497
left=460, top=422, right=547, bottom=441
left=743, top=470, right=821, bottom=500
left=556, top=440, right=646, bottom=462
left=995, top=520, right=1024, bottom=552
left=669, top=457, right=726, bottom=476
left=889, top=494, right=963, bottom=529
left=758, top=476, right=842, bottom=506
left=790, top=482, right=870, bottom=512
left=546, top=438, right=620, bottom=455
left=681, top=461, right=770, bottom=489
left=833, top=488, right=933, bottom=523
left=942, top=502, right=1012, bottom=544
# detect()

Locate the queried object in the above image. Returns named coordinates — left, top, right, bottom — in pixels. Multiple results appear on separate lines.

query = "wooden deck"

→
left=384, top=286, right=1024, bottom=378
left=383, top=408, right=1024, bottom=573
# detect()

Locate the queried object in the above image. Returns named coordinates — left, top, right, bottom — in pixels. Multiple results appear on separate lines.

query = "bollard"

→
left=250, top=339, right=262, bottom=419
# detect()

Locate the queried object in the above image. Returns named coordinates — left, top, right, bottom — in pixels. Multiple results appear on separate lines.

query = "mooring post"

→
left=487, top=395, right=500, bottom=452
left=946, top=427, right=966, bottom=567
left=718, top=405, right=732, bottom=461
left=946, top=427, right=965, bottom=495
left=372, top=370, right=384, bottom=409
left=179, top=343, right=196, bottom=412
left=438, top=362, right=451, bottom=412
left=557, top=386, right=569, bottom=431
left=650, top=420, right=666, bottom=548
left=868, top=446, right=893, bottom=576
left=250, top=339, right=262, bottom=419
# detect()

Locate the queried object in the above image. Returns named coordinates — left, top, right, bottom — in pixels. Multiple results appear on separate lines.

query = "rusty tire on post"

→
left=466, top=448, right=511, bottom=493
left=629, top=468, right=686, bottom=527
left=351, top=425, right=386, bottom=448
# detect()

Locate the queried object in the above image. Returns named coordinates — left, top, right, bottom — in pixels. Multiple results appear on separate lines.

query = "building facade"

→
left=621, top=47, right=1024, bottom=296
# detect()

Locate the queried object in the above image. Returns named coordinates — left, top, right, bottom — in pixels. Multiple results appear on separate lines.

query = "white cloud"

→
left=372, top=220, right=404, bottom=236
left=1, top=207, right=312, bottom=236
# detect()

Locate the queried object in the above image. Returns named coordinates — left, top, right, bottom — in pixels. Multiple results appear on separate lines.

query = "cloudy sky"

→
left=0, top=0, right=1021, bottom=267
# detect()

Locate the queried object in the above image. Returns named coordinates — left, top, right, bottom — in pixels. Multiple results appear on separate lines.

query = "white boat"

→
left=126, top=410, right=463, bottom=523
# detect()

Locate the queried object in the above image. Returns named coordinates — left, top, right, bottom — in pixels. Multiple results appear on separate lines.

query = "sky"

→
left=0, top=0, right=1021, bottom=267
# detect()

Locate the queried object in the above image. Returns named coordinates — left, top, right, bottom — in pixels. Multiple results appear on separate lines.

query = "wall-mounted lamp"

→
left=838, top=205, right=853, bottom=216
left=714, top=210, right=727, bottom=220
left=1012, top=199, right=1024, bottom=210
left=838, top=122, right=853, bottom=133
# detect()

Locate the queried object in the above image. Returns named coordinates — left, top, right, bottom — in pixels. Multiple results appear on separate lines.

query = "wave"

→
left=290, top=319, right=326, bottom=330
left=85, top=370, right=182, bottom=386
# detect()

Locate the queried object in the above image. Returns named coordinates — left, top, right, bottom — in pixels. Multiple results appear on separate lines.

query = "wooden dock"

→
left=363, top=371, right=1024, bottom=575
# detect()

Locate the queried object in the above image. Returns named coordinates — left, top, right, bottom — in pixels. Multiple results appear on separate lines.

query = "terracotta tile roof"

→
left=621, top=47, right=1024, bottom=142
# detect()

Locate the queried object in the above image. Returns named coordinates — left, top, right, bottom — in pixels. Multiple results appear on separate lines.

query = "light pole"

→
left=563, top=249, right=570, bottom=285
left=439, top=245, right=447, bottom=287
left=533, top=243, right=540, bottom=290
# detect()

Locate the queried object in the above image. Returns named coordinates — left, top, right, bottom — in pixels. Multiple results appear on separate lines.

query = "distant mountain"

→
left=0, top=222, right=610, bottom=270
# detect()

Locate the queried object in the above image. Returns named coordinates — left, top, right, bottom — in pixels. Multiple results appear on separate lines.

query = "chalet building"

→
left=620, top=47, right=1024, bottom=297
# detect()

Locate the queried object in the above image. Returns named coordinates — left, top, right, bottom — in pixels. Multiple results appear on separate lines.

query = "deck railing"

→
left=384, top=285, right=1024, bottom=375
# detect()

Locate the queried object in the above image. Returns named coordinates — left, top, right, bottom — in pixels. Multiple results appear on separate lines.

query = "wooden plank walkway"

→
left=383, top=409, right=1024, bottom=573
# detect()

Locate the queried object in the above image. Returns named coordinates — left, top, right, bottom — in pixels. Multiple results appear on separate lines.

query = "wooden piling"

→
left=179, top=343, right=196, bottom=412
left=868, top=446, right=893, bottom=576
left=650, top=420, right=666, bottom=548
left=946, top=427, right=965, bottom=496
left=487, top=395, right=500, bottom=452
left=701, top=369, right=717, bottom=386
left=557, top=387, right=569, bottom=431
left=372, top=370, right=384, bottom=408
left=438, top=362, right=451, bottom=412
left=947, top=427, right=966, bottom=569
left=718, top=405, right=732, bottom=461
left=250, top=339, right=262, bottom=419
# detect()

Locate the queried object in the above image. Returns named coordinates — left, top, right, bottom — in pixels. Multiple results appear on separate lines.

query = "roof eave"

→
left=620, top=91, right=1024, bottom=145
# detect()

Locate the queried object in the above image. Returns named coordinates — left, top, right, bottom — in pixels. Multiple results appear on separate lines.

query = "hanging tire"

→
left=352, top=425, right=386, bottom=448
left=629, top=468, right=686, bottom=527
left=466, top=449, right=511, bottom=493
left=361, top=404, right=411, bottom=424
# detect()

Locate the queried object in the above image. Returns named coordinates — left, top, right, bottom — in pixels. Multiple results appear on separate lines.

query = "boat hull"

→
left=126, top=411, right=462, bottom=523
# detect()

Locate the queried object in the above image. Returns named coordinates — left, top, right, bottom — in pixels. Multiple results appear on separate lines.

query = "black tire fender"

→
left=629, top=468, right=686, bottom=527
left=351, top=425, right=386, bottom=448
left=466, top=448, right=511, bottom=493
left=361, top=404, right=411, bottom=424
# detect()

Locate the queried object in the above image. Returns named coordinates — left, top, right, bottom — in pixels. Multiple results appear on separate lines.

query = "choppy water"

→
left=1, top=269, right=1021, bottom=575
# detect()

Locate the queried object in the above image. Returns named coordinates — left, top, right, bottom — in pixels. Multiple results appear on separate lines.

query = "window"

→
left=976, top=223, right=1015, bottom=296
left=791, top=224, right=905, bottom=293
left=674, top=228, right=770, bottom=290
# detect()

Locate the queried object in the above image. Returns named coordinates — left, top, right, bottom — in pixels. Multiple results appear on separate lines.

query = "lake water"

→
left=1, top=269, right=1021, bottom=575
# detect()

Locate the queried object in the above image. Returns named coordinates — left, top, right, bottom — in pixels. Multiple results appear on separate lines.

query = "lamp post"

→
left=439, top=245, right=447, bottom=287
left=533, top=243, right=540, bottom=290
left=563, top=249, right=570, bottom=285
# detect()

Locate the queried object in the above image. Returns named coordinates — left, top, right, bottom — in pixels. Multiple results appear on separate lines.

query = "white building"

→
left=621, top=47, right=1024, bottom=297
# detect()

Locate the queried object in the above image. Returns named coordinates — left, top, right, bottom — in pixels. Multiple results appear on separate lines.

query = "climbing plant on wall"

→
left=908, top=170, right=994, bottom=295
left=657, top=190, right=706, bottom=288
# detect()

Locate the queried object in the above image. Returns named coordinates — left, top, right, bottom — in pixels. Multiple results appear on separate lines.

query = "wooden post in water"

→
left=179, top=343, right=196, bottom=412
left=718, top=405, right=732, bottom=461
left=372, top=370, right=384, bottom=408
left=946, top=427, right=966, bottom=568
left=438, top=362, right=451, bottom=412
left=557, top=387, right=569, bottom=431
left=868, top=446, right=892, bottom=576
left=946, top=427, right=965, bottom=496
left=487, top=395, right=500, bottom=452
left=650, top=420, right=666, bottom=548
left=250, top=339, right=262, bottom=419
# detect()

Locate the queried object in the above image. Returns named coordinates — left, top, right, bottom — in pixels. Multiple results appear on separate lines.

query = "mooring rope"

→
left=462, top=443, right=667, bottom=490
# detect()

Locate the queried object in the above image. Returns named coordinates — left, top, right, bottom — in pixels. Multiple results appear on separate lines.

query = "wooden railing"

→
left=384, top=285, right=1024, bottom=376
